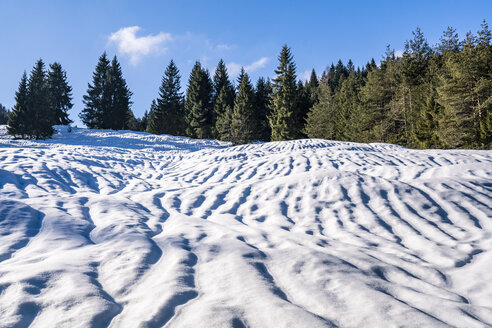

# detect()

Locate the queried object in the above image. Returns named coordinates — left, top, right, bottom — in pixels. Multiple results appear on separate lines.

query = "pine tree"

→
left=438, top=21, right=492, bottom=149
left=0, top=103, right=9, bottom=125
left=81, top=53, right=111, bottom=129
left=254, top=77, right=273, bottom=141
left=269, top=45, right=299, bottom=141
left=304, top=82, right=335, bottom=139
left=149, top=60, right=185, bottom=135
left=214, top=87, right=234, bottom=141
left=81, top=54, right=134, bottom=130
left=305, top=69, right=319, bottom=106
left=47, top=62, right=73, bottom=125
left=146, top=100, right=159, bottom=133
left=296, top=80, right=311, bottom=137
left=107, top=56, right=133, bottom=130
left=212, top=59, right=235, bottom=137
left=29, top=60, right=54, bottom=138
left=140, top=110, right=149, bottom=132
left=185, top=61, right=213, bottom=138
left=230, top=68, right=256, bottom=144
left=333, top=72, right=361, bottom=141
left=7, top=72, right=29, bottom=138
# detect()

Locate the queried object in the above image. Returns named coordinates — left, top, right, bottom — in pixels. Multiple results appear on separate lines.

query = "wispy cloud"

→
left=394, top=50, right=404, bottom=58
left=108, top=26, right=172, bottom=65
left=299, top=70, right=312, bottom=82
left=216, top=44, right=232, bottom=51
left=227, top=57, right=270, bottom=76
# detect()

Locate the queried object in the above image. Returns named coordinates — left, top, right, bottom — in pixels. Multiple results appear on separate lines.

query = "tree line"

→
left=4, top=20, right=491, bottom=149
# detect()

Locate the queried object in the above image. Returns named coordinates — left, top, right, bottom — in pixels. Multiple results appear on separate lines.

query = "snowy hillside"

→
left=0, top=126, right=491, bottom=328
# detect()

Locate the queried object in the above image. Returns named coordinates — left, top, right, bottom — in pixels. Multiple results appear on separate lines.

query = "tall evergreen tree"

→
left=107, top=56, right=133, bottom=130
left=7, top=72, right=29, bottom=138
left=304, top=81, right=335, bottom=139
left=212, top=59, right=235, bottom=137
left=438, top=21, right=492, bottom=149
left=305, top=69, right=319, bottom=106
left=185, top=61, right=213, bottom=138
left=254, top=77, right=273, bottom=141
left=230, top=68, right=256, bottom=144
left=27, top=59, right=54, bottom=138
left=81, top=54, right=134, bottom=130
left=215, top=87, right=234, bottom=141
left=10, top=60, right=54, bottom=139
left=81, top=53, right=111, bottom=129
left=269, top=45, right=299, bottom=141
left=47, top=62, right=73, bottom=125
left=148, top=60, right=185, bottom=135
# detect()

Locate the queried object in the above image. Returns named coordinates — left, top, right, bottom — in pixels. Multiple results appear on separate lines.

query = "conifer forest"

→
left=4, top=21, right=492, bottom=149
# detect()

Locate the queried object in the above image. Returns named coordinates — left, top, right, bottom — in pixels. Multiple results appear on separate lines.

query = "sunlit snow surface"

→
left=0, top=125, right=491, bottom=328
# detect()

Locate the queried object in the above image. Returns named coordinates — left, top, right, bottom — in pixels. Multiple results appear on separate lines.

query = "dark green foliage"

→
left=304, top=82, right=334, bottom=139
left=107, top=56, right=134, bottom=130
left=81, top=53, right=134, bottom=130
left=230, top=68, right=256, bottom=144
left=214, top=87, right=234, bottom=141
left=185, top=61, right=213, bottom=139
left=47, top=62, right=73, bottom=125
left=0, top=103, right=9, bottom=125
left=437, top=21, right=492, bottom=149
left=8, top=61, right=54, bottom=139
left=269, top=45, right=300, bottom=141
left=148, top=60, right=185, bottom=135
left=212, top=59, right=235, bottom=138
left=254, top=77, right=273, bottom=141
left=80, top=53, right=110, bottom=129
left=7, top=72, right=29, bottom=138
left=140, top=110, right=149, bottom=132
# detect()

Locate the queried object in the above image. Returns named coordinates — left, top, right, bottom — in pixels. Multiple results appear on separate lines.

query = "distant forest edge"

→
left=2, top=20, right=491, bottom=149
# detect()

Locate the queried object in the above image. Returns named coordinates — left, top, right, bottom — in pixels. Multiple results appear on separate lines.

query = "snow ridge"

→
left=0, top=126, right=491, bottom=327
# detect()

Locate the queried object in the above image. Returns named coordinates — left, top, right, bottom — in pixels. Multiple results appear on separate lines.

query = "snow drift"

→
left=0, top=126, right=491, bottom=327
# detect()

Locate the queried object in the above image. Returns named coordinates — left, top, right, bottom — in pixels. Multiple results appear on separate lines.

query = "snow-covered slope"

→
left=0, top=126, right=491, bottom=328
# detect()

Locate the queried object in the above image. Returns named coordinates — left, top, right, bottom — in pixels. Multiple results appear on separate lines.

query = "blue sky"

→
left=1, top=0, right=491, bottom=126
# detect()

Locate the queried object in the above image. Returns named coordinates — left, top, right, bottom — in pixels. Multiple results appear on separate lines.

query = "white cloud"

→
left=216, top=44, right=232, bottom=51
left=299, top=70, right=312, bottom=82
left=108, top=26, right=172, bottom=65
left=226, top=57, right=270, bottom=76
left=394, top=50, right=404, bottom=58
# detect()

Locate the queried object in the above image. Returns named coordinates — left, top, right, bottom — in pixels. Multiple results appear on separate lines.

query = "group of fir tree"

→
left=145, top=58, right=274, bottom=144
left=305, top=20, right=491, bottom=149
left=80, top=53, right=137, bottom=130
left=6, top=20, right=491, bottom=149
left=7, top=60, right=73, bottom=139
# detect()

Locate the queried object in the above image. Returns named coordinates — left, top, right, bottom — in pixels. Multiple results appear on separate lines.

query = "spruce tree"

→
left=149, top=60, right=185, bottom=135
left=81, top=53, right=111, bottom=129
left=7, top=72, right=29, bottom=138
left=304, top=82, right=335, bottom=139
left=305, top=69, right=319, bottom=106
left=214, top=87, right=234, bottom=141
left=254, top=77, right=273, bottom=141
left=269, top=45, right=299, bottom=141
left=212, top=59, right=235, bottom=137
left=140, top=110, right=149, bottom=132
left=47, top=62, right=73, bottom=125
left=25, top=60, right=54, bottom=139
left=81, top=54, right=134, bottom=130
left=185, top=61, right=213, bottom=139
left=107, top=56, right=133, bottom=130
left=146, top=100, right=158, bottom=133
left=230, top=68, right=256, bottom=144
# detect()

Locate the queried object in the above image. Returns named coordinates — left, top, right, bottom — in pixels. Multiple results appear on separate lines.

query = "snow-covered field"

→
left=0, top=126, right=491, bottom=328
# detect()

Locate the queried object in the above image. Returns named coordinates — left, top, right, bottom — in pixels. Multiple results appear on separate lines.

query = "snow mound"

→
left=0, top=125, right=491, bottom=327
